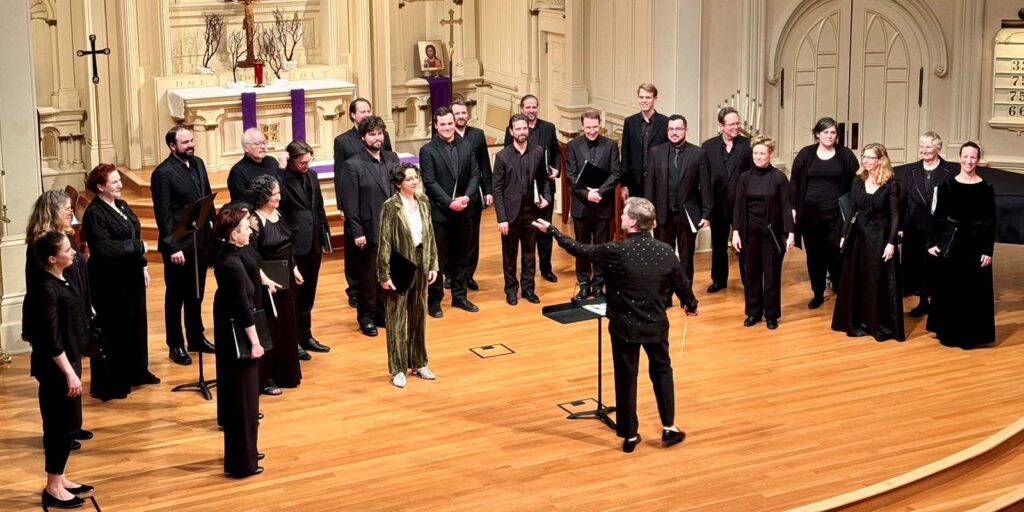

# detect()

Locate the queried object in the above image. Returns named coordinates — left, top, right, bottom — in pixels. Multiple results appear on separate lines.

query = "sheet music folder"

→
left=576, top=161, right=610, bottom=189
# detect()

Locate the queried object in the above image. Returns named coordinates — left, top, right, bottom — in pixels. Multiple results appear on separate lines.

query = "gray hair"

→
left=241, top=127, right=265, bottom=146
left=920, top=131, right=944, bottom=151
left=623, top=197, right=656, bottom=232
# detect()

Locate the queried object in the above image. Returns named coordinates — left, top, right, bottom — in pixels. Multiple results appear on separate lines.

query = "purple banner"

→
left=290, top=88, right=306, bottom=142
left=241, top=92, right=257, bottom=130
left=424, top=75, right=452, bottom=118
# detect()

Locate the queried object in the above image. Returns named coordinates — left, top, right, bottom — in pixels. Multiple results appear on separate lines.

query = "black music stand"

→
left=170, top=193, right=218, bottom=400
left=542, top=298, right=616, bottom=430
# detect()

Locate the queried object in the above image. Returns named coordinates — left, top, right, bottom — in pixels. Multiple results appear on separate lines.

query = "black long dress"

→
left=213, top=243, right=261, bottom=476
left=253, top=212, right=301, bottom=389
left=82, top=198, right=149, bottom=399
left=831, top=178, right=905, bottom=341
left=926, top=178, right=997, bottom=348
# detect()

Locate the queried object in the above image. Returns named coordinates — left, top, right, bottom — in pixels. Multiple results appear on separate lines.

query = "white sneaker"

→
left=391, top=372, right=406, bottom=388
left=414, top=366, right=436, bottom=380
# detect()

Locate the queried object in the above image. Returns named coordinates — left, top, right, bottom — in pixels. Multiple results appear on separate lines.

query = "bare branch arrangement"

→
left=272, top=9, right=304, bottom=64
left=256, top=26, right=283, bottom=79
left=201, top=14, right=225, bottom=69
left=227, top=30, right=246, bottom=82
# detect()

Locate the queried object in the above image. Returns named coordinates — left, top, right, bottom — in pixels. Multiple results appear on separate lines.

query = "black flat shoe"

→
left=506, top=294, right=518, bottom=306
left=169, top=347, right=192, bottom=366
left=541, top=271, right=558, bottom=283
left=302, top=337, right=331, bottom=352
left=451, top=299, right=479, bottom=313
left=226, top=466, right=264, bottom=478
left=428, top=303, right=444, bottom=318
left=622, top=434, right=641, bottom=453
left=706, top=283, right=726, bottom=293
left=258, top=412, right=265, bottom=420
left=257, top=452, right=265, bottom=461
left=662, top=429, right=686, bottom=447
left=65, top=484, right=94, bottom=497
left=297, top=346, right=312, bottom=361
left=42, top=490, right=84, bottom=509
left=187, top=337, right=216, bottom=353
left=522, top=292, right=540, bottom=304
left=467, top=278, right=480, bottom=291
left=73, top=429, right=93, bottom=440
left=743, top=316, right=761, bottom=327
left=807, top=296, right=825, bottom=309
left=70, top=440, right=81, bottom=451
left=766, top=319, right=779, bottom=330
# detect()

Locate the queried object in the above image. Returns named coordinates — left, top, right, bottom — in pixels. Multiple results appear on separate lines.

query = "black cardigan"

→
left=733, top=165, right=794, bottom=245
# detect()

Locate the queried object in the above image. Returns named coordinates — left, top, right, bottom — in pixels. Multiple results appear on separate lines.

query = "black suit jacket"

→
left=643, top=141, right=713, bottom=226
left=279, top=168, right=330, bottom=256
left=419, top=136, right=481, bottom=223
left=492, top=143, right=553, bottom=224
left=621, top=111, right=669, bottom=194
left=332, top=127, right=393, bottom=207
left=339, top=151, right=400, bottom=245
left=502, top=118, right=562, bottom=172
left=565, top=135, right=621, bottom=219
left=894, top=158, right=958, bottom=231
left=151, top=153, right=213, bottom=254
left=702, top=134, right=753, bottom=221
left=458, top=126, right=493, bottom=204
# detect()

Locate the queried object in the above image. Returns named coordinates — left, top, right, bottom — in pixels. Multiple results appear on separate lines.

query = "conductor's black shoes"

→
left=622, top=434, right=641, bottom=453
left=662, top=429, right=686, bottom=447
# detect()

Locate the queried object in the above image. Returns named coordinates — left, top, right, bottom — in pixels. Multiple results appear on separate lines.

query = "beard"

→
left=364, top=140, right=383, bottom=152
left=173, top=147, right=194, bottom=160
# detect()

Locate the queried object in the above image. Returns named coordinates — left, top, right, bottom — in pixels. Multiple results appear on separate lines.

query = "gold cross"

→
left=439, top=8, right=463, bottom=58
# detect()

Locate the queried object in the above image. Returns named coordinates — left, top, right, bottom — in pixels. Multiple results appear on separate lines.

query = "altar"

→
left=165, top=78, right=356, bottom=171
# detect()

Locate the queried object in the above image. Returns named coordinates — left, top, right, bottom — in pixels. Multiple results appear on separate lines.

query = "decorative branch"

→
left=272, top=9, right=304, bottom=63
left=227, top=30, right=246, bottom=82
left=256, top=26, right=283, bottom=79
left=201, top=14, right=225, bottom=69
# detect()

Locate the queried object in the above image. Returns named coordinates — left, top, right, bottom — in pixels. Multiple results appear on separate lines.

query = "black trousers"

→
left=429, top=215, right=471, bottom=304
left=466, top=203, right=484, bottom=281
left=801, top=213, right=843, bottom=297
left=536, top=202, right=554, bottom=273
left=354, top=243, right=384, bottom=325
left=215, top=339, right=260, bottom=475
left=654, top=211, right=698, bottom=283
left=501, top=209, right=538, bottom=296
left=710, top=212, right=743, bottom=286
left=743, top=225, right=785, bottom=320
left=344, top=237, right=358, bottom=301
left=902, top=225, right=933, bottom=299
left=572, top=215, right=610, bottom=289
left=162, top=250, right=208, bottom=348
left=37, top=366, right=81, bottom=475
left=293, top=249, right=323, bottom=341
left=611, top=336, right=675, bottom=439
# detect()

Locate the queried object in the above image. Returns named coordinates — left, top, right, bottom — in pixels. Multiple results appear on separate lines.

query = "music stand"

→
left=170, top=193, right=218, bottom=400
left=542, top=298, right=616, bottom=430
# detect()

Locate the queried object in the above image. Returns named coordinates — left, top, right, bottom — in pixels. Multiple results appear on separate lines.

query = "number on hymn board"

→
left=1014, top=76, right=1022, bottom=87
left=1013, top=60, right=1024, bottom=72
left=1009, top=105, right=1024, bottom=117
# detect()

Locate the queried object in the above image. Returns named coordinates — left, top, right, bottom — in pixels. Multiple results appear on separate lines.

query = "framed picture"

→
left=417, top=40, right=446, bottom=75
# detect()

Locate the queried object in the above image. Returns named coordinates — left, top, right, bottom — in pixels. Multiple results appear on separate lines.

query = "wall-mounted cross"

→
left=76, top=34, right=110, bottom=84
left=439, top=8, right=463, bottom=59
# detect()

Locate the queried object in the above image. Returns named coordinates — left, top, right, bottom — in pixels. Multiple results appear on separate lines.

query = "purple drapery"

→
left=290, top=88, right=306, bottom=142
left=424, top=75, right=452, bottom=117
left=241, top=92, right=257, bottom=130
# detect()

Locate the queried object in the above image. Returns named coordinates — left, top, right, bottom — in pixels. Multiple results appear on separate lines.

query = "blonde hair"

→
left=857, top=143, right=894, bottom=186
left=26, top=189, right=73, bottom=241
left=623, top=197, right=656, bottom=232
left=750, top=135, right=777, bottom=154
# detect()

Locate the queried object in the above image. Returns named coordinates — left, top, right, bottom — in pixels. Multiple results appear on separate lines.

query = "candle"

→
left=254, top=62, right=264, bottom=86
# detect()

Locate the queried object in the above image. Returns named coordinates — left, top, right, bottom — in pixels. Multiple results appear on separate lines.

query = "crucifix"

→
left=76, top=34, right=111, bottom=164
left=439, top=7, right=463, bottom=98
left=228, top=0, right=260, bottom=67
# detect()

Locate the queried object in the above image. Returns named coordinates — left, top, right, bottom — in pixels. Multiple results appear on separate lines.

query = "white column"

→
left=118, top=0, right=143, bottom=169
left=949, top=0, right=985, bottom=153
left=370, top=0, right=394, bottom=130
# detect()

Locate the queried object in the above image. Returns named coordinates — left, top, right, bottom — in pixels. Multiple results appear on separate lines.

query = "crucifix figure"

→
left=76, top=34, right=110, bottom=84
left=229, top=0, right=260, bottom=67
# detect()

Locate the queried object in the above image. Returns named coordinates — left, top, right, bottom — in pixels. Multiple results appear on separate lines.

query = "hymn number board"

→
left=991, top=24, right=1024, bottom=133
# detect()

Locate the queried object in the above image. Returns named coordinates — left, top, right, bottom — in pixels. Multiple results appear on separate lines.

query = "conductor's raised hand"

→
left=427, top=270, right=438, bottom=284
left=531, top=219, right=551, bottom=233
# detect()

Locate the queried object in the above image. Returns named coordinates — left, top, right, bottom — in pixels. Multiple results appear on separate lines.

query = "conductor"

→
left=533, top=197, right=698, bottom=453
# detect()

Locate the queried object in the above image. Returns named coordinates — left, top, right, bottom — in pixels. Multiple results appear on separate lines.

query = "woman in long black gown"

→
left=926, top=141, right=997, bottom=349
left=790, top=117, right=859, bottom=309
left=212, top=208, right=265, bottom=477
left=81, top=164, right=158, bottom=401
left=732, top=136, right=794, bottom=330
left=247, top=175, right=303, bottom=395
left=832, top=143, right=905, bottom=341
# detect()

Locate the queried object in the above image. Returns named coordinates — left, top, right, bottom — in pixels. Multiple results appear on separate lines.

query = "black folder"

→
left=682, top=197, right=703, bottom=234
left=231, top=309, right=274, bottom=359
left=260, top=260, right=290, bottom=290
left=838, top=192, right=853, bottom=223
left=575, top=161, right=610, bottom=189
left=451, top=176, right=469, bottom=198
left=389, top=248, right=418, bottom=295
left=320, top=223, right=333, bottom=253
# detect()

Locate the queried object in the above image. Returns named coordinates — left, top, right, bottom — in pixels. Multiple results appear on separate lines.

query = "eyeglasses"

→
left=246, top=141, right=268, bottom=147
left=861, top=155, right=879, bottom=160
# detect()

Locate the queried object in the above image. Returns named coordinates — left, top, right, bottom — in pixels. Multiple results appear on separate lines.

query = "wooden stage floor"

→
left=1, top=212, right=1023, bottom=511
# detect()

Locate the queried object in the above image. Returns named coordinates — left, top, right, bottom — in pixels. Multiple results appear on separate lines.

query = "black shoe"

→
left=808, top=296, right=825, bottom=309
left=258, top=412, right=265, bottom=420
left=766, top=319, right=779, bottom=330
left=541, top=271, right=558, bottom=283
left=452, top=299, right=479, bottom=313
left=506, top=294, right=518, bottom=306
left=428, top=302, right=444, bottom=318
left=592, top=287, right=605, bottom=298
left=257, top=452, right=265, bottom=461
left=522, top=292, right=540, bottom=304
left=226, top=466, right=264, bottom=478
left=73, top=429, right=93, bottom=441
left=302, top=337, right=331, bottom=352
left=707, top=282, right=726, bottom=293
left=574, top=286, right=591, bottom=302
left=348, top=296, right=358, bottom=308
left=187, top=337, right=216, bottom=353
left=360, top=322, right=379, bottom=337
left=443, top=277, right=451, bottom=289
left=135, top=372, right=161, bottom=385
left=743, top=316, right=761, bottom=327
left=662, top=429, right=686, bottom=447
left=70, top=440, right=81, bottom=451
left=622, top=434, right=641, bottom=453
left=41, top=490, right=85, bottom=509
left=297, top=345, right=312, bottom=361
left=908, top=301, right=929, bottom=318
left=65, top=484, right=94, bottom=497
left=169, top=347, right=192, bottom=366
left=467, top=278, right=480, bottom=291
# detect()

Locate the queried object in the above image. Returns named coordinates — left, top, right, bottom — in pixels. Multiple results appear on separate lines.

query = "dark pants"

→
left=743, top=226, right=785, bottom=320
left=501, top=209, right=539, bottom=296
left=429, top=215, right=471, bottom=304
left=354, top=243, right=384, bottom=325
left=801, top=214, right=843, bottom=297
left=536, top=202, right=554, bottom=273
left=710, top=212, right=742, bottom=286
left=611, top=336, right=675, bottom=439
left=162, top=250, right=208, bottom=348
left=37, top=367, right=81, bottom=475
left=902, top=225, right=933, bottom=299
left=654, top=211, right=698, bottom=283
left=294, top=249, right=323, bottom=341
left=467, top=203, right=484, bottom=281
left=215, top=337, right=260, bottom=475
left=572, top=215, right=610, bottom=290
left=344, top=237, right=358, bottom=301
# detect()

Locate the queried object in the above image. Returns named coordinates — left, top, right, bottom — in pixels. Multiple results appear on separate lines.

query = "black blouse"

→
left=214, top=245, right=257, bottom=328
left=30, top=273, right=88, bottom=378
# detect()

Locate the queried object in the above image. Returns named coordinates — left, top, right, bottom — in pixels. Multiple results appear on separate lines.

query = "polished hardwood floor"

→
left=1, top=211, right=1022, bottom=511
